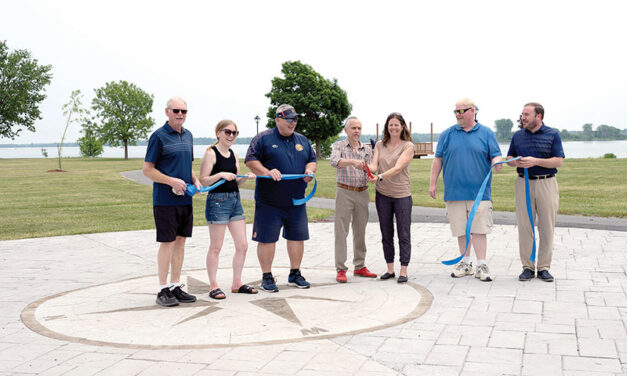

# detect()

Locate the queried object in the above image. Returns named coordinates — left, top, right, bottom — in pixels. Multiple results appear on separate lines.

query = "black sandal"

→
left=397, top=275, right=408, bottom=283
left=231, top=284, right=258, bottom=294
left=209, top=288, right=226, bottom=300
left=380, top=272, right=396, bottom=280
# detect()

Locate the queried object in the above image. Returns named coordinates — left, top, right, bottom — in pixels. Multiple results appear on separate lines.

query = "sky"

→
left=2, top=0, right=626, bottom=144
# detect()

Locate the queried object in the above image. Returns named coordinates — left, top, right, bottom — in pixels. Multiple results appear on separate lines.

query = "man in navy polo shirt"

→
left=245, top=104, right=317, bottom=292
left=507, top=102, right=564, bottom=282
left=143, top=96, right=201, bottom=306
left=429, top=98, right=502, bottom=282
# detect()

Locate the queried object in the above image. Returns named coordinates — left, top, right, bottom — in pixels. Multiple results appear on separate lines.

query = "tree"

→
left=58, top=90, right=88, bottom=170
left=0, top=40, right=53, bottom=139
left=559, top=129, right=572, bottom=140
left=77, top=118, right=104, bottom=158
left=582, top=123, right=593, bottom=141
left=594, top=124, right=624, bottom=140
left=494, top=118, right=513, bottom=142
left=266, top=61, right=352, bottom=157
left=91, top=80, right=154, bottom=159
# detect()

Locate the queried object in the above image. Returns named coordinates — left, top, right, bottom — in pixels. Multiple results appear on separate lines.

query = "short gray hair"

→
left=343, top=116, right=359, bottom=130
left=166, top=96, right=187, bottom=108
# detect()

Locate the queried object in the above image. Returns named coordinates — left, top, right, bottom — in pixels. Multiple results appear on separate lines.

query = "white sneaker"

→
left=474, top=264, right=493, bottom=282
left=451, top=261, right=474, bottom=278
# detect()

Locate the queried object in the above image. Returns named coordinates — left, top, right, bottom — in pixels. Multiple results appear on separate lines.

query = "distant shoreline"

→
left=3, top=137, right=627, bottom=148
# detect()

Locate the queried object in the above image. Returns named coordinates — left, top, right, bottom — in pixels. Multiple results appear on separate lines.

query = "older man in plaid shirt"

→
left=330, top=116, right=377, bottom=283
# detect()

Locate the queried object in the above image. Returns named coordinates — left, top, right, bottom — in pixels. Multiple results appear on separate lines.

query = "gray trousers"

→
left=334, top=187, right=370, bottom=271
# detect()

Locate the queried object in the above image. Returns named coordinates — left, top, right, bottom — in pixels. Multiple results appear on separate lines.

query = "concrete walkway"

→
left=2, top=222, right=627, bottom=375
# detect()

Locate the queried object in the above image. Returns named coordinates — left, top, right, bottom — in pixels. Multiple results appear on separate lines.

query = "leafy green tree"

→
left=91, top=80, right=154, bottom=159
left=58, top=90, right=88, bottom=170
left=319, top=135, right=340, bottom=159
left=77, top=118, right=104, bottom=158
left=582, top=123, right=593, bottom=141
left=594, top=124, right=624, bottom=140
left=559, top=129, right=573, bottom=140
left=266, top=61, right=352, bottom=157
left=0, top=40, right=53, bottom=139
left=494, top=118, right=513, bottom=142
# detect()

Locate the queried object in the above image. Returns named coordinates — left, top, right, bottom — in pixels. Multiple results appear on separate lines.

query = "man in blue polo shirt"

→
left=507, top=102, right=564, bottom=282
left=245, top=104, right=317, bottom=292
left=143, top=96, right=201, bottom=307
left=429, top=98, right=502, bottom=281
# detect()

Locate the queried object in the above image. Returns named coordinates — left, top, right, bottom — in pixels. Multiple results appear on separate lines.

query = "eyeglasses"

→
left=284, top=118, right=298, bottom=123
left=454, top=108, right=473, bottom=115
left=223, top=129, right=239, bottom=137
left=170, top=109, right=188, bottom=114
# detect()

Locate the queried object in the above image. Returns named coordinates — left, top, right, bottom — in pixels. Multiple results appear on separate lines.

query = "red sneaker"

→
left=336, top=270, right=347, bottom=283
left=354, top=267, right=377, bottom=278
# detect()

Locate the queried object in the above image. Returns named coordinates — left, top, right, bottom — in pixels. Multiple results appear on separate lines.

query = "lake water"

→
left=0, top=140, right=625, bottom=159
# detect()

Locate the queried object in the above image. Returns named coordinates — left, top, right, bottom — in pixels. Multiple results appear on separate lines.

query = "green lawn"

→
left=0, top=158, right=332, bottom=240
left=0, top=157, right=624, bottom=240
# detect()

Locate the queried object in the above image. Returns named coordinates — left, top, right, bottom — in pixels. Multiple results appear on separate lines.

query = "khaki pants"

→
left=334, top=187, right=369, bottom=271
left=515, top=176, right=559, bottom=272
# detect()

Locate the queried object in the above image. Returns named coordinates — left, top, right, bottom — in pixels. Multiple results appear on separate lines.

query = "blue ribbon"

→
left=255, top=174, right=317, bottom=206
left=524, top=168, right=536, bottom=262
left=183, top=179, right=226, bottom=196
left=184, top=174, right=316, bottom=206
left=441, top=157, right=526, bottom=266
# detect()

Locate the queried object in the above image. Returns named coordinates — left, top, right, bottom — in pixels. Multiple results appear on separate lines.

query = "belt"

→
left=337, top=183, right=368, bottom=192
left=519, top=173, right=554, bottom=180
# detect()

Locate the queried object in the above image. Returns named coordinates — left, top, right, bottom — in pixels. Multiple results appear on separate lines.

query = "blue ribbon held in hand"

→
left=441, top=157, right=537, bottom=265
left=523, top=168, right=536, bottom=262
left=183, top=174, right=317, bottom=206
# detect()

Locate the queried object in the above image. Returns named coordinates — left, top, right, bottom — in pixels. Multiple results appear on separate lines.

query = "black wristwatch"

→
left=378, top=174, right=383, bottom=182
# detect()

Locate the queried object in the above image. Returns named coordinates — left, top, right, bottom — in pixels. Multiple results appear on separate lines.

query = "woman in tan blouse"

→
left=367, top=113, right=415, bottom=283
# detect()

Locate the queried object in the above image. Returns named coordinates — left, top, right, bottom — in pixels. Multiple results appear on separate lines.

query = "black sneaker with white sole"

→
left=171, top=285, right=197, bottom=303
left=156, top=287, right=179, bottom=307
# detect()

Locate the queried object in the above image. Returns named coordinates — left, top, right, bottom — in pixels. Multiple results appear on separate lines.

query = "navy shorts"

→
left=205, top=191, right=245, bottom=224
left=252, top=201, right=309, bottom=243
left=153, top=205, right=193, bottom=243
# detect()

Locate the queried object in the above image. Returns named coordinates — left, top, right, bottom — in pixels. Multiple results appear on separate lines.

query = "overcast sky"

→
left=2, top=0, right=626, bottom=144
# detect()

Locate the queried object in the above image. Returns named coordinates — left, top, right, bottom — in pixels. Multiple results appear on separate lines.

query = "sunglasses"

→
left=223, top=129, right=239, bottom=137
left=284, top=118, right=298, bottom=123
left=454, top=108, right=473, bottom=115
left=170, top=109, right=188, bottom=114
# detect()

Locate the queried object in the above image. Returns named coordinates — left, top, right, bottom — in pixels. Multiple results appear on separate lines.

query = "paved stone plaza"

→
left=2, top=220, right=627, bottom=375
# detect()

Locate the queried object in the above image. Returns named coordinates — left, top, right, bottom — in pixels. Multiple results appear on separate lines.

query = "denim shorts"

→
left=205, top=191, right=245, bottom=224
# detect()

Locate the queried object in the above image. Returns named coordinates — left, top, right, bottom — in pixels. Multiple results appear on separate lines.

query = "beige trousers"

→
left=334, top=187, right=369, bottom=271
left=515, top=176, right=559, bottom=272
